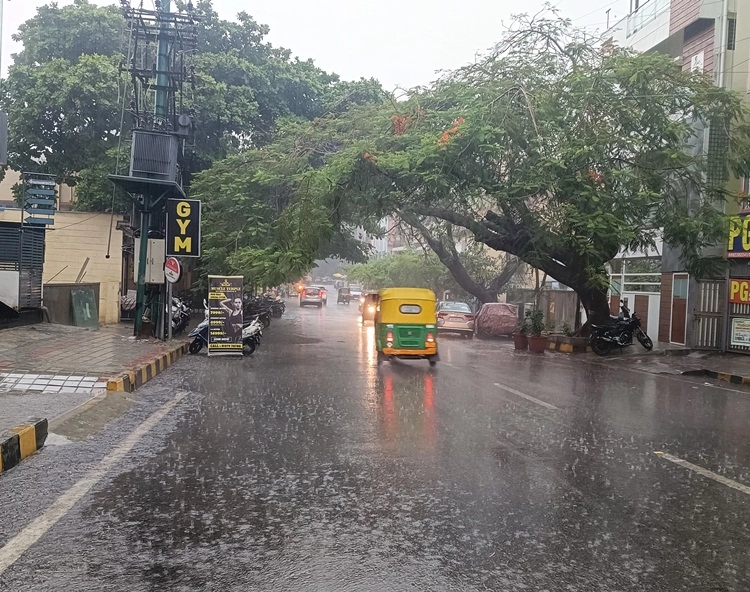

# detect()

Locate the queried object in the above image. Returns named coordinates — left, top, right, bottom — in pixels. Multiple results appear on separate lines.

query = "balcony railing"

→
left=626, top=0, right=670, bottom=37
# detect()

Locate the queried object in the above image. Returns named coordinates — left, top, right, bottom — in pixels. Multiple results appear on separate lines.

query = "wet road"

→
left=2, top=295, right=750, bottom=590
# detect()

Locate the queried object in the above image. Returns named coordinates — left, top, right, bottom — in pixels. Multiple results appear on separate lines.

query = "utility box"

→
left=133, top=238, right=166, bottom=284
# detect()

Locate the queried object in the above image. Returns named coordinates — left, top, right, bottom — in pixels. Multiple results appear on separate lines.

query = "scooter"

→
left=188, top=302, right=210, bottom=354
left=189, top=306, right=264, bottom=356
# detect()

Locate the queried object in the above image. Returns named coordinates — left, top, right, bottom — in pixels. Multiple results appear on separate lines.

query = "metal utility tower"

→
left=110, top=0, right=197, bottom=337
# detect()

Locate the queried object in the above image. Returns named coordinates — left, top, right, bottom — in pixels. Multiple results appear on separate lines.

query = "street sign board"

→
left=164, top=257, right=181, bottom=283
left=166, top=198, right=201, bottom=257
left=23, top=173, right=57, bottom=227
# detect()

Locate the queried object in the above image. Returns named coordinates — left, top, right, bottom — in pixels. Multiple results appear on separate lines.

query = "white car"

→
left=349, top=284, right=363, bottom=299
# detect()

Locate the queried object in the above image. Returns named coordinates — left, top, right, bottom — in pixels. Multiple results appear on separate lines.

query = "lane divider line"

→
left=655, top=451, right=750, bottom=496
left=493, top=383, right=559, bottom=410
left=0, top=391, right=187, bottom=576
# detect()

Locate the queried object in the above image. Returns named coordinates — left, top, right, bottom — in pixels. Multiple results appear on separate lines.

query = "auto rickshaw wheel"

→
left=377, top=351, right=386, bottom=364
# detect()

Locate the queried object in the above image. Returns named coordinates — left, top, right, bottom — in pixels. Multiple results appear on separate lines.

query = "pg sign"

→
left=730, top=279, right=750, bottom=304
left=728, top=213, right=750, bottom=258
left=166, top=198, right=201, bottom=257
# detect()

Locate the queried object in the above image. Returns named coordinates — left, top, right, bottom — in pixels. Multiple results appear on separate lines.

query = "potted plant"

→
left=527, top=310, right=548, bottom=353
left=513, top=312, right=530, bottom=350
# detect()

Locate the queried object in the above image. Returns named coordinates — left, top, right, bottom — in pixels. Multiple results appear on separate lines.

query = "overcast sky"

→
left=0, top=0, right=631, bottom=88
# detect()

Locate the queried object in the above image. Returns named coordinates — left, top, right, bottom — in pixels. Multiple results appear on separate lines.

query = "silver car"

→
left=437, top=301, right=475, bottom=338
left=300, top=287, right=324, bottom=307
left=310, top=286, right=328, bottom=305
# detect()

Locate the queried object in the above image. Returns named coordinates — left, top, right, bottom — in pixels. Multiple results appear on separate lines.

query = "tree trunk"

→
left=574, top=285, right=612, bottom=334
left=399, top=213, right=499, bottom=303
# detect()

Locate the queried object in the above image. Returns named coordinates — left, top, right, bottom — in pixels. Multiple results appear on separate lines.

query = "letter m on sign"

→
left=166, top=198, right=201, bottom=257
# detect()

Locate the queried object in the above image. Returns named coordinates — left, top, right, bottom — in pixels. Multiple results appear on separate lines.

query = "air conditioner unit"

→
left=130, top=131, right=178, bottom=182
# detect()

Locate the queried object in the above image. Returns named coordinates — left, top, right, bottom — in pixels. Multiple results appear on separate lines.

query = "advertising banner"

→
left=207, top=275, right=244, bottom=356
left=166, top=198, right=201, bottom=257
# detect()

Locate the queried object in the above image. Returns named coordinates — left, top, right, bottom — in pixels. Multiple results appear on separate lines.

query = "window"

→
left=727, top=17, right=737, bottom=50
left=399, top=304, right=422, bottom=314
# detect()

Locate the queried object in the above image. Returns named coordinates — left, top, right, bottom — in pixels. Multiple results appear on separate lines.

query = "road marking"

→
left=654, top=451, right=750, bottom=496
left=493, top=383, right=559, bottom=410
left=0, top=391, right=187, bottom=576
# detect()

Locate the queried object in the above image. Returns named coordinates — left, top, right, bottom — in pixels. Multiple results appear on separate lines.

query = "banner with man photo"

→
left=207, top=275, right=244, bottom=356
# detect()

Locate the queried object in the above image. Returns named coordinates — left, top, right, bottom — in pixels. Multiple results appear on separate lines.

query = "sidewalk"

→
left=578, top=344, right=750, bottom=385
left=0, top=323, right=186, bottom=435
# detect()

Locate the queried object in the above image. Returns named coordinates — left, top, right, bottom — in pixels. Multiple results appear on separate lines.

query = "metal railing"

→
left=626, top=0, right=670, bottom=37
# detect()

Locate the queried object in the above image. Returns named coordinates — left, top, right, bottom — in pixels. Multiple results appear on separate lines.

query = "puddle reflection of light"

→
left=365, top=325, right=375, bottom=360
left=383, top=373, right=396, bottom=440
left=363, top=325, right=378, bottom=406
left=422, top=372, right=437, bottom=450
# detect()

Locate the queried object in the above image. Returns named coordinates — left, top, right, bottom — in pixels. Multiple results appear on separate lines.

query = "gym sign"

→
left=728, top=213, right=750, bottom=258
left=166, top=198, right=201, bottom=257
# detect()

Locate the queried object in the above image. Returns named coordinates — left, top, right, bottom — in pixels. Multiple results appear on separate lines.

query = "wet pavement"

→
left=2, top=294, right=750, bottom=590
left=0, top=323, right=184, bottom=432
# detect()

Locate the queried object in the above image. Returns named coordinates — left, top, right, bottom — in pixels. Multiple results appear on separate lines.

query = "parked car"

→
left=474, top=303, right=518, bottom=338
left=300, top=287, right=324, bottom=307
left=436, top=301, right=475, bottom=338
left=310, top=285, right=328, bottom=305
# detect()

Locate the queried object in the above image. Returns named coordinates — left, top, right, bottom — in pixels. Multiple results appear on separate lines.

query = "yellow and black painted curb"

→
left=107, top=342, right=187, bottom=393
left=702, top=369, right=750, bottom=386
left=0, top=419, right=48, bottom=475
left=546, top=336, right=592, bottom=354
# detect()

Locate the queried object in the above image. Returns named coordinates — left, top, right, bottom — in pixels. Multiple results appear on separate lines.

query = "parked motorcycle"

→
left=590, top=304, right=653, bottom=356
left=170, top=297, right=191, bottom=335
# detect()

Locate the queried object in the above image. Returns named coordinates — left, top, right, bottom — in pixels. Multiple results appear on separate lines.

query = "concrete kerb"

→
left=107, top=341, right=188, bottom=393
left=690, top=369, right=750, bottom=386
left=0, top=419, right=48, bottom=475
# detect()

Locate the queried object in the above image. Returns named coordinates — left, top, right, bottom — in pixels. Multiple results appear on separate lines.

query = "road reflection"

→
left=377, top=366, right=438, bottom=454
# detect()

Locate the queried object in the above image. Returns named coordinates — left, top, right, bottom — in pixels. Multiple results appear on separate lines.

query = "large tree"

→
left=304, top=15, right=750, bottom=325
left=1, top=0, right=382, bottom=211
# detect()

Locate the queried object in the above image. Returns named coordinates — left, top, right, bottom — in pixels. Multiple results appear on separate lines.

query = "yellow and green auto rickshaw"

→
left=374, top=288, right=439, bottom=365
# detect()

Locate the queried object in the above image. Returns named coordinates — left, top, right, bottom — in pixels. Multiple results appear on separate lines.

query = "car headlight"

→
left=368, top=305, right=375, bottom=312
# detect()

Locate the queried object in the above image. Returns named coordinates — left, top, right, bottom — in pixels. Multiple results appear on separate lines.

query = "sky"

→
left=0, top=0, right=632, bottom=88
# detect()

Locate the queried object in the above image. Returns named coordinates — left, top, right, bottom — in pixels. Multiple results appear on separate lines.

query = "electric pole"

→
left=110, top=0, right=198, bottom=338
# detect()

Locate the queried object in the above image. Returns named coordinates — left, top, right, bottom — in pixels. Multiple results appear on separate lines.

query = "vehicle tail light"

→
left=465, top=314, right=474, bottom=321
left=426, top=332, right=435, bottom=343
left=386, top=331, right=394, bottom=346
left=437, top=312, right=447, bottom=318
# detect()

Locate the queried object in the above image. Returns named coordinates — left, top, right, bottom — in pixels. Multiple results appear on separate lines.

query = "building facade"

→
left=604, top=0, right=750, bottom=350
left=0, top=171, right=123, bottom=325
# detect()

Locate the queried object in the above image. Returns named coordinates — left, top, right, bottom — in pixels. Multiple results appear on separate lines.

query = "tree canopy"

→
left=1, top=0, right=383, bottom=203
left=276, top=15, right=750, bottom=322
left=346, top=247, right=525, bottom=303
